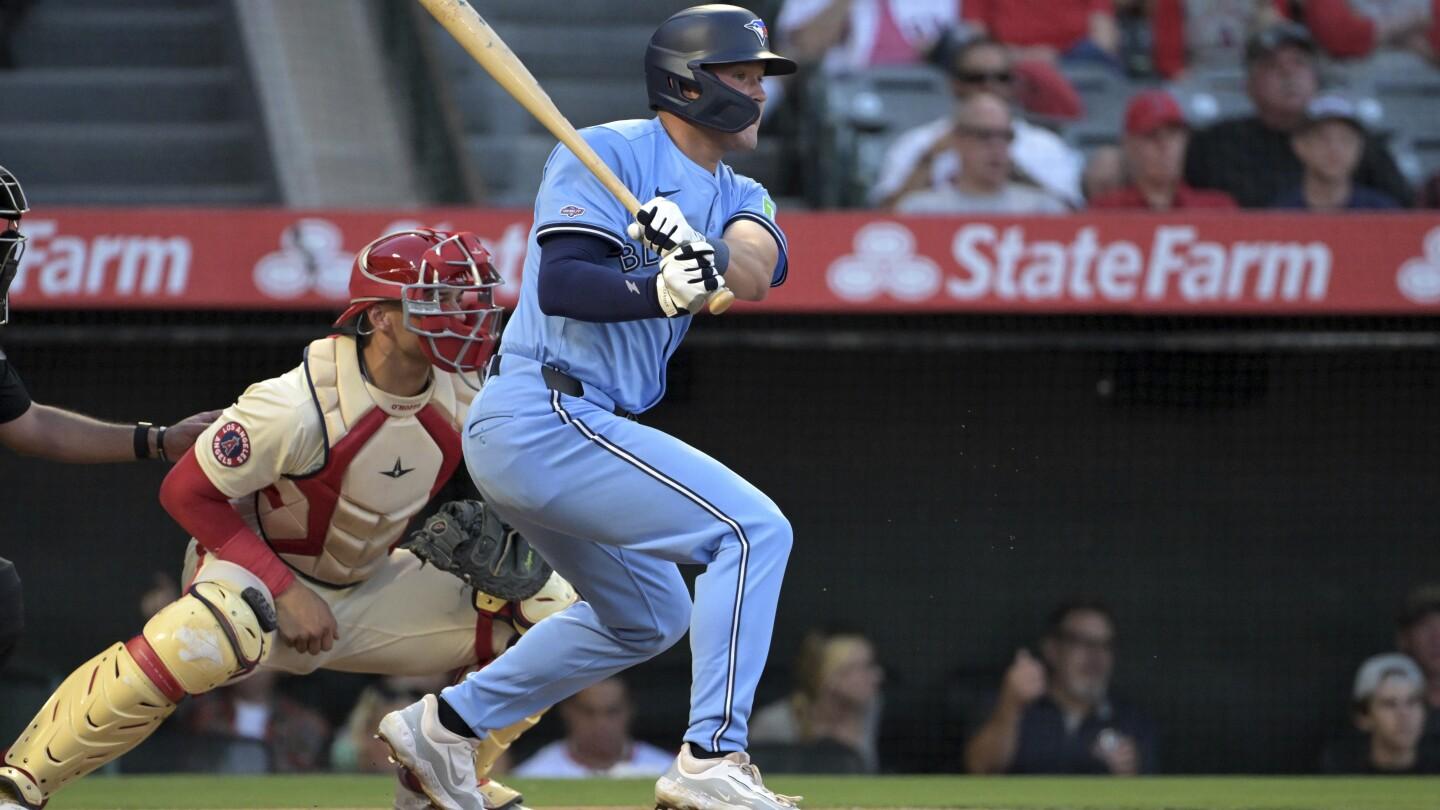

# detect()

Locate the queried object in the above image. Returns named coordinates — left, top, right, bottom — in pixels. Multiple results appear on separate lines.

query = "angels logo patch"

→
left=212, top=421, right=252, bottom=467
left=559, top=204, right=585, bottom=218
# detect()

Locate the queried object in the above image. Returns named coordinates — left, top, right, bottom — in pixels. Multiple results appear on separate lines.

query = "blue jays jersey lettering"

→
left=500, top=117, right=788, bottom=414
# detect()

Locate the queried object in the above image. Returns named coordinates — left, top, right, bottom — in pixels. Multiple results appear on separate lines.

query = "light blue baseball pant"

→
left=440, top=354, right=793, bottom=753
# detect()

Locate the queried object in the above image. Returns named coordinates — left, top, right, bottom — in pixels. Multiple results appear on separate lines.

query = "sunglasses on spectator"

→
left=956, top=70, right=1013, bottom=85
left=957, top=125, right=1015, bottom=144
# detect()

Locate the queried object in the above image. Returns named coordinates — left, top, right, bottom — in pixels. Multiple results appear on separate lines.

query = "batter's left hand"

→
left=627, top=197, right=703, bottom=254
left=163, top=409, right=223, bottom=459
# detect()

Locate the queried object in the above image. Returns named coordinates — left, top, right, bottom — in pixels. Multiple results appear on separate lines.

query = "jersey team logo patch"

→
left=212, top=421, right=252, bottom=468
left=744, top=19, right=767, bottom=45
left=559, top=204, right=585, bottom=218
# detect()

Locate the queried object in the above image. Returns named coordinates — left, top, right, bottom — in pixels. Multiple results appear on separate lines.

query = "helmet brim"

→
left=694, top=51, right=797, bottom=76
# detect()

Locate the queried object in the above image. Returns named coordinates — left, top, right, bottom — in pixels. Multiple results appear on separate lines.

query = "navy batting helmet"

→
left=645, top=4, right=796, bottom=134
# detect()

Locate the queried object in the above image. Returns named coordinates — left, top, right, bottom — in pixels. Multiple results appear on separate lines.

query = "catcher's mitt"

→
left=401, top=499, right=553, bottom=602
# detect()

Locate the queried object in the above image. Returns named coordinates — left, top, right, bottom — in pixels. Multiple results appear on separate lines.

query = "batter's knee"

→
left=749, top=506, right=793, bottom=561
left=653, top=589, right=692, bottom=652
left=611, top=586, right=691, bottom=657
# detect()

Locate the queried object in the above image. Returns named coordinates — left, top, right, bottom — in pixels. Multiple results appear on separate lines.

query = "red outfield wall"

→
left=9, top=208, right=1440, bottom=313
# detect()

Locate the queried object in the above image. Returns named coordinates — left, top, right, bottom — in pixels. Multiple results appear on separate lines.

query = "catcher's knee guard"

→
left=0, top=570, right=275, bottom=807
left=510, top=571, right=578, bottom=634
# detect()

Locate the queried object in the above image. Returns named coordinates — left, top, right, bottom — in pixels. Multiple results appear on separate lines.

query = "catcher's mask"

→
left=334, top=229, right=504, bottom=389
left=0, top=165, right=30, bottom=326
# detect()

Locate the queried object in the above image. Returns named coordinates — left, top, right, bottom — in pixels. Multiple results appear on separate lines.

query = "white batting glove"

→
left=654, top=241, right=722, bottom=317
left=627, top=197, right=703, bottom=255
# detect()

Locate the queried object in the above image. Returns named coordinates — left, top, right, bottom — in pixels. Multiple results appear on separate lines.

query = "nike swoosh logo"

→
left=655, top=187, right=681, bottom=198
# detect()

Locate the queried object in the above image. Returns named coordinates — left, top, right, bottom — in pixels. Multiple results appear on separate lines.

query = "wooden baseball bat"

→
left=417, top=0, right=736, bottom=315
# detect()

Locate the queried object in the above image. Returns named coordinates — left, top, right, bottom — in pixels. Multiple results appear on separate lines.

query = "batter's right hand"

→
left=1001, top=648, right=1047, bottom=707
left=627, top=197, right=703, bottom=254
left=655, top=241, right=722, bottom=317
left=274, top=584, right=339, bottom=655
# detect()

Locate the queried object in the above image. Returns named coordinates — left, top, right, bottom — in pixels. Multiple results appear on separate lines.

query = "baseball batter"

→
left=380, top=6, right=801, bottom=810
left=0, top=230, right=575, bottom=810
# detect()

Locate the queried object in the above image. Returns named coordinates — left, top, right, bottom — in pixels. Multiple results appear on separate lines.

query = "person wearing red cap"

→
left=1091, top=89, right=1237, bottom=211
left=0, top=229, right=578, bottom=810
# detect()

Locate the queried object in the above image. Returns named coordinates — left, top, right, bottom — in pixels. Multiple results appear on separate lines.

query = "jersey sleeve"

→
left=726, top=178, right=790, bottom=287
left=532, top=127, right=636, bottom=251
left=0, top=348, right=32, bottom=424
left=194, top=368, right=325, bottom=499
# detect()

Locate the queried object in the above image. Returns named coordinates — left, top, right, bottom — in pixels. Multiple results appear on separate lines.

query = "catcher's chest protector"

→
left=256, top=336, right=467, bottom=585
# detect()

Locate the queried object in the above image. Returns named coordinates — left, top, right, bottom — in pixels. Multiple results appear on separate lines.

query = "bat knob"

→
left=707, top=288, right=735, bottom=315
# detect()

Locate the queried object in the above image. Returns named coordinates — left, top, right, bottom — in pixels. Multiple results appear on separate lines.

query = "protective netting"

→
left=2, top=311, right=1436, bottom=773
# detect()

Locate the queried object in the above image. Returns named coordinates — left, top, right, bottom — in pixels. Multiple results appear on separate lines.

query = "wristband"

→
left=710, top=239, right=731, bottom=275
left=134, top=422, right=154, bottom=460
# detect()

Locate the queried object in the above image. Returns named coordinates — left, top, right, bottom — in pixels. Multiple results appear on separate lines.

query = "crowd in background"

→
left=112, top=581, right=1440, bottom=776
left=766, top=0, right=1440, bottom=212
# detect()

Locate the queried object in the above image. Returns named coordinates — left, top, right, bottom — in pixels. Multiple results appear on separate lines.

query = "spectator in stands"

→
left=1397, top=584, right=1440, bottom=741
left=1150, top=0, right=1290, bottom=78
left=964, top=598, right=1158, bottom=775
left=1303, top=0, right=1438, bottom=65
left=1184, top=21, right=1412, bottom=207
left=331, top=675, right=448, bottom=773
left=750, top=627, right=885, bottom=772
left=185, top=670, right=331, bottom=773
left=1081, top=144, right=1128, bottom=203
left=512, top=678, right=674, bottom=778
left=1271, top=94, right=1403, bottom=209
left=896, top=93, right=1070, bottom=214
left=1093, top=89, right=1238, bottom=209
left=871, top=37, right=1084, bottom=208
left=966, top=0, right=1122, bottom=69
left=777, top=0, right=968, bottom=74
left=1320, top=653, right=1440, bottom=774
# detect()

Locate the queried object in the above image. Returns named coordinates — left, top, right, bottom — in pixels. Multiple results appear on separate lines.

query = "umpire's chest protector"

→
left=255, top=336, right=466, bottom=586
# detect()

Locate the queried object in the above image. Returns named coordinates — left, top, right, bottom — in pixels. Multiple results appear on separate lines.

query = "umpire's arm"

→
left=719, top=219, right=780, bottom=302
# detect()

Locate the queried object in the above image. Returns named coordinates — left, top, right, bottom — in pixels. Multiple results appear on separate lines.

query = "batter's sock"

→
left=436, top=696, right=479, bottom=740
left=689, top=745, right=737, bottom=760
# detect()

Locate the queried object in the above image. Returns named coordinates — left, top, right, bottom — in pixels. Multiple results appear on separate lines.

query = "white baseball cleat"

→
left=377, top=695, right=486, bottom=810
left=393, top=766, right=530, bottom=810
left=655, top=743, right=803, bottom=810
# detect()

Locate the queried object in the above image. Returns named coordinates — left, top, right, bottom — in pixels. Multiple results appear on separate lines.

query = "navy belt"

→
left=487, top=355, right=634, bottom=419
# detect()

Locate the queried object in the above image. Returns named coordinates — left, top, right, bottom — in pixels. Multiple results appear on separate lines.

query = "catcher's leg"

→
left=0, top=563, right=275, bottom=809
left=393, top=572, right=578, bottom=810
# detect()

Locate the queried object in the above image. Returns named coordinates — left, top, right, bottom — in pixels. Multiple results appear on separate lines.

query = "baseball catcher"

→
left=0, top=229, right=577, bottom=810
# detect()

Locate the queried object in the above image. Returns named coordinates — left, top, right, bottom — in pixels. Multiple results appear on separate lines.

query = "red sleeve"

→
left=1151, top=0, right=1186, bottom=79
left=1303, top=0, right=1378, bottom=58
left=1087, top=0, right=1114, bottom=12
left=160, top=449, right=295, bottom=597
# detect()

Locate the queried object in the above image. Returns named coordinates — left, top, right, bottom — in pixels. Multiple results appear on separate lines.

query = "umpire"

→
left=0, top=165, right=218, bottom=671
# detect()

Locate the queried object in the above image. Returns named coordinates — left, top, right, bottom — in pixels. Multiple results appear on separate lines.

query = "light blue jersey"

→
left=500, top=117, right=788, bottom=414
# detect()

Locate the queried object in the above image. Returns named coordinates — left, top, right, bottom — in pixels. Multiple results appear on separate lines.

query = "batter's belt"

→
left=486, top=354, right=635, bottom=419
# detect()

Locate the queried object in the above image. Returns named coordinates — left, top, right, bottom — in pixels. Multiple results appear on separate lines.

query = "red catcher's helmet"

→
left=334, top=229, right=503, bottom=386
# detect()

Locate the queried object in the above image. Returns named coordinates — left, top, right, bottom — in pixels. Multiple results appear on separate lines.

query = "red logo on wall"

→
left=212, top=422, right=252, bottom=468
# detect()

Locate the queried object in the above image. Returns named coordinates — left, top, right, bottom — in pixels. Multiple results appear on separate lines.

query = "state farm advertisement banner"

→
left=9, top=208, right=1440, bottom=314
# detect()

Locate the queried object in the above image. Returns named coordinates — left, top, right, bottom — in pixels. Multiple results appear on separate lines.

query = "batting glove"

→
left=655, top=241, right=722, bottom=317
left=627, top=197, right=703, bottom=254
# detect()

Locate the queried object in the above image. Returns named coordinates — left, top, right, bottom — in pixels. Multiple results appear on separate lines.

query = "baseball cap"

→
left=1124, top=89, right=1185, bottom=136
left=1300, top=94, right=1367, bottom=133
left=1352, top=653, right=1424, bottom=702
left=1397, top=583, right=1440, bottom=629
left=1245, top=21, right=1316, bottom=64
